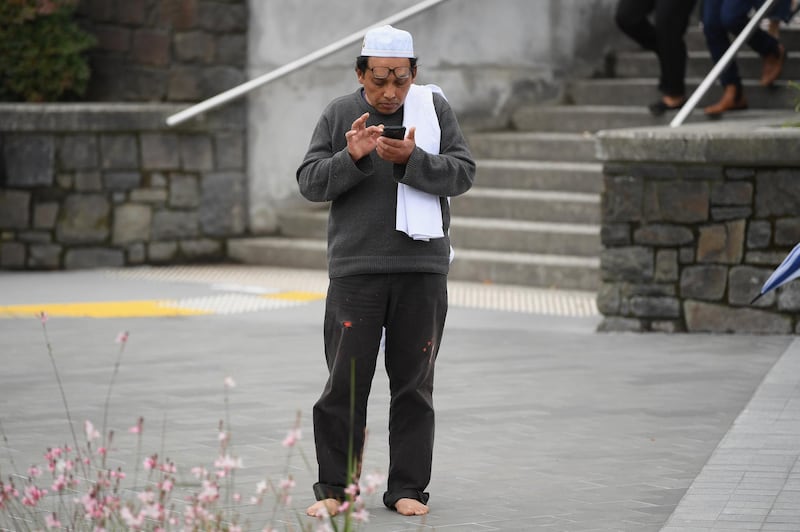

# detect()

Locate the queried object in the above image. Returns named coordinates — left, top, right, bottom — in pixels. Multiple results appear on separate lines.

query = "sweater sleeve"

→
left=296, top=106, right=374, bottom=203
left=397, top=94, right=476, bottom=198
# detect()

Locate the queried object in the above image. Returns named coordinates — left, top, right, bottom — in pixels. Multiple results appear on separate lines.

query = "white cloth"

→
left=396, top=83, right=445, bottom=241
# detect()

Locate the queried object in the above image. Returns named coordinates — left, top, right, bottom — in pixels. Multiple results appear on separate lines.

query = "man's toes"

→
left=394, top=498, right=429, bottom=516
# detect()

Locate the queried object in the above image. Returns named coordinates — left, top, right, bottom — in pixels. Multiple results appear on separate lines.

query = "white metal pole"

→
left=166, top=0, right=449, bottom=127
left=670, top=0, right=778, bottom=127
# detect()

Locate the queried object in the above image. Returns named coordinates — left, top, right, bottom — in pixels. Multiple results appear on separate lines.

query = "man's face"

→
left=357, top=57, right=416, bottom=115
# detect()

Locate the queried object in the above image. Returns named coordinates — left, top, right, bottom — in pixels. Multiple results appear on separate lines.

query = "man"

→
left=615, top=0, right=698, bottom=116
left=296, top=25, right=475, bottom=518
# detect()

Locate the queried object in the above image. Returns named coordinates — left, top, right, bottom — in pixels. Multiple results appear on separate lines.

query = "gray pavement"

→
left=0, top=266, right=798, bottom=531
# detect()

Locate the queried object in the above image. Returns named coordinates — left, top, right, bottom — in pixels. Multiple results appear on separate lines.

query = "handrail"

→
left=166, top=0, right=450, bottom=127
left=670, top=0, right=777, bottom=127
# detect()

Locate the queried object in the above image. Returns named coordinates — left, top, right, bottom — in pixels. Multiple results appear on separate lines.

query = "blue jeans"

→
left=702, top=0, right=781, bottom=86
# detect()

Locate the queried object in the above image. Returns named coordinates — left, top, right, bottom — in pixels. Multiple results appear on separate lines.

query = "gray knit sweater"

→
left=296, top=88, right=476, bottom=278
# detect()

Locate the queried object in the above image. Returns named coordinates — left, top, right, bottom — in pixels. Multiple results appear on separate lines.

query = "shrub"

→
left=0, top=0, right=96, bottom=102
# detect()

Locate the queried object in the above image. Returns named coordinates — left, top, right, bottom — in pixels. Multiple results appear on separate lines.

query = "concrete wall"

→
left=245, top=0, right=622, bottom=233
left=596, top=115, right=800, bottom=334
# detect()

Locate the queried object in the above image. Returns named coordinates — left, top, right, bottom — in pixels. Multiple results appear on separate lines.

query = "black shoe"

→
left=648, top=98, right=685, bottom=117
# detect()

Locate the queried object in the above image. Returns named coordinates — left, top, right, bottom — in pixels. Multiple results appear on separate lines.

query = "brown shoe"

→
left=761, top=44, right=786, bottom=87
left=704, top=84, right=748, bottom=117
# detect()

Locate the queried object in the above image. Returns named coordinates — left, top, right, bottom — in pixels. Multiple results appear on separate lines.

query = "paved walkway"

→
left=0, top=266, right=798, bottom=531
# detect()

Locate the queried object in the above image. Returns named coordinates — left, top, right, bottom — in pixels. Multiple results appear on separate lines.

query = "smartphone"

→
left=381, top=125, right=406, bottom=140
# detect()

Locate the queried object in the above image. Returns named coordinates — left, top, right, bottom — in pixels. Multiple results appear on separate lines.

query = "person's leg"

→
left=615, top=0, right=658, bottom=51
left=702, top=0, right=749, bottom=115
left=653, top=0, right=697, bottom=97
left=381, top=273, right=448, bottom=514
left=717, top=0, right=785, bottom=85
left=310, top=274, right=386, bottom=512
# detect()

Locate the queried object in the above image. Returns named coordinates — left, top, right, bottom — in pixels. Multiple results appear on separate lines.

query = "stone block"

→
left=680, top=265, right=728, bottom=301
left=198, top=66, right=245, bottom=99
left=633, top=224, right=694, bottom=246
left=711, top=206, right=751, bottom=221
left=100, top=135, right=139, bottom=169
left=18, top=231, right=51, bottom=244
left=729, top=266, right=772, bottom=307
left=179, top=238, right=222, bottom=259
left=654, top=249, right=679, bottom=282
left=28, top=244, right=61, bottom=268
left=59, top=135, right=99, bottom=170
left=127, top=243, right=146, bottom=264
left=630, top=296, right=680, bottom=318
left=684, top=300, right=791, bottom=334
left=0, top=242, right=25, bottom=269
left=33, top=203, right=59, bottom=229
left=745, top=250, right=785, bottom=266
left=74, top=171, right=103, bottom=192
left=117, top=0, right=146, bottom=24
left=104, top=171, right=142, bottom=191
left=3, top=135, right=55, bottom=187
left=179, top=136, right=213, bottom=171
left=600, top=246, right=653, bottom=283
left=200, top=171, right=245, bottom=236
left=64, top=248, right=125, bottom=269
left=141, top=133, right=181, bottom=170
left=596, top=283, right=620, bottom=315
left=620, top=283, right=676, bottom=297
left=746, top=220, right=771, bottom=249
left=167, top=67, right=202, bottom=101
left=113, top=204, right=152, bottom=245
left=602, top=175, right=642, bottom=222
left=132, top=29, right=171, bottom=67
left=130, top=189, right=169, bottom=204
left=152, top=210, right=199, bottom=240
left=679, top=246, right=694, bottom=264
left=56, top=195, right=111, bottom=244
left=216, top=34, right=246, bottom=67
left=56, top=173, right=73, bottom=189
left=596, top=317, right=643, bottom=332
left=651, top=320, right=682, bottom=333
left=697, top=220, right=745, bottom=264
left=778, top=284, right=800, bottom=312
left=147, top=172, right=169, bottom=188
left=711, top=182, right=752, bottom=206
left=169, top=174, right=200, bottom=208
left=93, top=24, right=132, bottom=53
left=644, top=181, right=709, bottom=223
left=214, top=131, right=245, bottom=170
left=725, top=168, right=755, bottom=180
left=174, top=31, right=215, bottom=63
left=774, top=218, right=800, bottom=246
left=755, top=169, right=800, bottom=217
left=148, top=241, right=178, bottom=262
left=197, top=2, right=247, bottom=32
left=601, top=223, right=630, bottom=246
left=160, top=0, right=198, bottom=31
left=0, top=190, right=31, bottom=229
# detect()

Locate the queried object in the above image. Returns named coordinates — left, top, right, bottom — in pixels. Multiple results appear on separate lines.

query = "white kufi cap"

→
left=360, top=25, right=415, bottom=58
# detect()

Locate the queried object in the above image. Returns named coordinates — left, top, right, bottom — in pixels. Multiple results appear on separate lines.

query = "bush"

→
left=0, top=0, right=96, bottom=102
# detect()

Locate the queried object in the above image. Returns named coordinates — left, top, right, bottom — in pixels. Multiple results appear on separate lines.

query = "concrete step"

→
left=448, top=248, right=600, bottom=291
left=512, top=105, right=792, bottom=133
left=475, top=159, right=603, bottom=193
left=685, top=25, right=800, bottom=51
left=228, top=236, right=600, bottom=291
left=453, top=188, right=600, bottom=224
left=615, top=50, right=800, bottom=80
left=467, top=131, right=598, bottom=162
left=278, top=209, right=601, bottom=257
left=569, top=78, right=797, bottom=109
left=450, top=216, right=601, bottom=257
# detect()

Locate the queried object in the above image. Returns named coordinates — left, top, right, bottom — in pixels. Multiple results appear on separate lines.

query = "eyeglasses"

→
left=368, top=66, right=412, bottom=80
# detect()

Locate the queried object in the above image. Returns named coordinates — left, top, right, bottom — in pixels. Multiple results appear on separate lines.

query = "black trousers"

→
left=311, top=272, right=448, bottom=509
left=615, top=0, right=698, bottom=97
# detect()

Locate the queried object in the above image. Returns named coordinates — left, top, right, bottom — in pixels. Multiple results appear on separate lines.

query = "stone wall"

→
left=0, top=103, right=247, bottom=270
left=596, top=115, right=800, bottom=334
left=75, top=0, right=247, bottom=102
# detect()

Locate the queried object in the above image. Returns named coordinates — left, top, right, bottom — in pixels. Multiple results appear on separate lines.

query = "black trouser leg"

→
left=653, top=0, right=697, bottom=96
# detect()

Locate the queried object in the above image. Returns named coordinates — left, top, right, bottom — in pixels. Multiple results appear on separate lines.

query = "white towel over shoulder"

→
left=396, top=84, right=445, bottom=241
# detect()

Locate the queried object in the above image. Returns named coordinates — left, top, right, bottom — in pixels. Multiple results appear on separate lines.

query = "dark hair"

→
left=356, top=55, right=418, bottom=74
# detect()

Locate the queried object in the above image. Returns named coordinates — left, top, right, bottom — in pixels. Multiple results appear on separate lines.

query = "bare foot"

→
left=306, top=498, right=340, bottom=517
left=394, top=498, right=429, bottom=516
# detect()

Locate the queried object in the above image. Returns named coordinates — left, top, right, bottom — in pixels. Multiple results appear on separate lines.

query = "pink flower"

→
left=84, top=420, right=101, bottom=442
left=120, top=506, right=144, bottom=529
left=115, top=331, right=129, bottom=344
left=255, top=480, right=268, bottom=495
left=45, top=513, right=61, bottom=529
left=338, top=501, right=350, bottom=513
left=51, top=474, right=67, bottom=492
left=27, top=465, right=42, bottom=478
left=224, top=376, right=236, bottom=388
left=214, top=454, right=242, bottom=471
left=360, top=472, right=386, bottom=495
left=282, top=427, right=302, bottom=448
left=143, top=456, right=157, bottom=471
left=129, top=417, right=144, bottom=434
left=279, top=477, right=295, bottom=491
left=22, top=485, right=47, bottom=506
left=190, top=466, right=207, bottom=479
left=352, top=508, right=370, bottom=523
left=345, top=483, right=358, bottom=497
left=197, top=480, right=219, bottom=503
left=39, top=311, right=48, bottom=323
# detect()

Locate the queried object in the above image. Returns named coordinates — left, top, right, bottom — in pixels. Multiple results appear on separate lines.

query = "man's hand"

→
left=376, top=126, right=416, bottom=165
left=346, top=112, right=383, bottom=161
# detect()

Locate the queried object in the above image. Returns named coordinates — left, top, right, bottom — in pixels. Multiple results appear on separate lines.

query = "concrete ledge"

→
left=596, top=111, right=800, bottom=165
